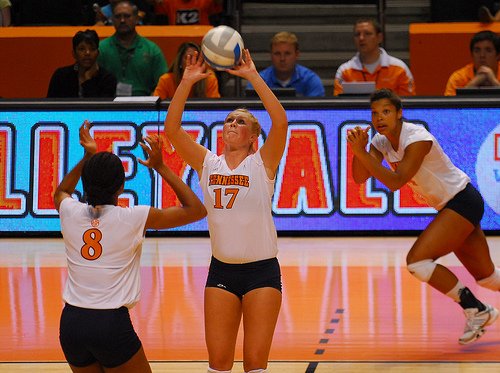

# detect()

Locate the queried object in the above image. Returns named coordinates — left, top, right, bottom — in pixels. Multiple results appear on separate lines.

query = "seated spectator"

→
left=98, top=0, right=168, bottom=96
left=93, top=0, right=146, bottom=25
left=47, top=29, right=117, bottom=98
left=478, top=2, right=500, bottom=22
left=0, top=0, right=11, bottom=26
left=444, top=30, right=500, bottom=96
left=94, top=0, right=120, bottom=25
left=333, top=17, right=416, bottom=96
left=153, top=42, right=220, bottom=99
left=245, top=31, right=325, bottom=97
left=146, top=0, right=223, bottom=25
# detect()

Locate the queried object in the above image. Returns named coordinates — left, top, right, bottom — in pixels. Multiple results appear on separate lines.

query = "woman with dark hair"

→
left=47, top=29, right=117, bottom=98
left=153, top=41, right=220, bottom=99
left=54, top=120, right=206, bottom=372
left=347, top=88, right=500, bottom=345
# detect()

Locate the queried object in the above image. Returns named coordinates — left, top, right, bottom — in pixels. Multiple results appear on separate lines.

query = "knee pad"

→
left=407, top=259, right=436, bottom=282
left=477, top=268, right=500, bottom=291
left=208, top=368, right=231, bottom=373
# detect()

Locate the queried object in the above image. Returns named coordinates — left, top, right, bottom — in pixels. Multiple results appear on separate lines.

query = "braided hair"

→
left=81, top=152, right=125, bottom=206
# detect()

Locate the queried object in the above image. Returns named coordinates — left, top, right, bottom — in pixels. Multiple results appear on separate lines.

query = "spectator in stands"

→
left=93, top=0, right=147, bottom=25
left=478, top=2, right=500, bottom=22
left=333, top=17, right=416, bottom=96
left=245, top=31, right=325, bottom=97
left=94, top=0, right=122, bottom=25
left=145, top=0, right=222, bottom=25
left=423, top=1, right=498, bottom=23
left=444, top=30, right=500, bottom=96
left=98, top=0, right=168, bottom=96
left=0, top=0, right=11, bottom=26
left=153, top=42, right=220, bottom=99
left=47, top=30, right=117, bottom=98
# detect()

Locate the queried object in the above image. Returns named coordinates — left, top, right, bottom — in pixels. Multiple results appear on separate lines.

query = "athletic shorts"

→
left=206, top=256, right=282, bottom=299
left=59, top=303, right=142, bottom=368
left=442, top=183, right=484, bottom=226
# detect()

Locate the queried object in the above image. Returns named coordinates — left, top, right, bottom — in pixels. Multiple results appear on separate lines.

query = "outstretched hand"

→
left=347, top=126, right=370, bottom=155
left=225, top=49, right=258, bottom=80
left=79, top=120, right=97, bottom=156
left=182, top=51, right=210, bottom=84
left=138, top=134, right=164, bottom=170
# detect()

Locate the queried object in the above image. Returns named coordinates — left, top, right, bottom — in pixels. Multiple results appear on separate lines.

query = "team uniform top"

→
left=200, top=149, right=278, bottom=264
left=59, top=198, right=150, bottom=309
left=333, top=48, right=416, bottom=96
left=371, top=121, right=470, bottom=210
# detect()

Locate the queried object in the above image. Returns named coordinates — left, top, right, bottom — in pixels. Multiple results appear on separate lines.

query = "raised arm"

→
left=139, top=135, right=207, bottom=230
left=227, top=49, right=288, bottom=177
left=53, top=121, right=97, bottom=211
left=163, top=52, right=209, bottom=175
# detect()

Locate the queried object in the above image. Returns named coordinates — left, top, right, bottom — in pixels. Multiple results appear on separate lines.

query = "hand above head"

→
left=79, top=120, right=97, bottom=156
left=225, top=49, right=259, bottom=80
left=138, top=134, right=165, bottom=170
left=182, top=51, right=210, bottom=85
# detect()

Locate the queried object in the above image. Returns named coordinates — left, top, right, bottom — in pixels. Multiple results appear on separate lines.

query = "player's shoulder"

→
left=402, top=122, right=434, bottom=144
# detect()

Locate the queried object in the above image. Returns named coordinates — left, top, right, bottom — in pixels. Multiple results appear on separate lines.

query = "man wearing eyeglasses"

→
left=98, top=0, right=168, bottom=96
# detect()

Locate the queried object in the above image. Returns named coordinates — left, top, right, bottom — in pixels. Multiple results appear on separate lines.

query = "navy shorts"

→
left=443, top=183, right=484, bottom=226
left=59, top=303, right=142, bottom=368
left=206, top=256, right=282, bottom=299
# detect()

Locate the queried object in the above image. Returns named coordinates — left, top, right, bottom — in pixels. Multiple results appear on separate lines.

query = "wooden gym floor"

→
left=1, top=236, right=500, bottom=372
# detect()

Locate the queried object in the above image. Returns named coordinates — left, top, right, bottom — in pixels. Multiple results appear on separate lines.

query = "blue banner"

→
left=0, top=104, right=499, bottom=233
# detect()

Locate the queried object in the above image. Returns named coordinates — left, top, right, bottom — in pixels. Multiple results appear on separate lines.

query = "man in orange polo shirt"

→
left=444, top=30, right=500, bottom=96
left=333, top=17, right=416, bottom=96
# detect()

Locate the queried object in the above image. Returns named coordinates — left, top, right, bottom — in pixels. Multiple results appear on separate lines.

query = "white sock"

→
left=246, top=370, right=267, bottom=373
left=207, top=368, right=231, bottom=373
left=477, top=268, right=500, bottom=291
left=445, top=281, right=463, bottom=302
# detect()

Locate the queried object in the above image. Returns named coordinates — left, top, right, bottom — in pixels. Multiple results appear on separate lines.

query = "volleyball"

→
left=201, top=26, right=244, bottom=70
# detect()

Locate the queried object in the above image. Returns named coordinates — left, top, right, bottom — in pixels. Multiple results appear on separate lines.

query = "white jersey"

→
left=59, top=198, right=150, bottom=309
left=200, top=149, right=278, bottom=264
left=371, top=121, right=470, bottom=210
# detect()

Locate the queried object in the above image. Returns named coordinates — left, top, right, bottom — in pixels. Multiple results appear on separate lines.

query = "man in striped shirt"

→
left=333, top=17, right=416, bottom=96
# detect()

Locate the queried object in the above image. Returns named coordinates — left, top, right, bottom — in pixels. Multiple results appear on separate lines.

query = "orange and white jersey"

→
left=59, top=198, right=150, bottom=309
left=371, top=122, right=470, bottom=210
left=200, top=149, right=278, bottom=263
left=334, top=48, right=416, bottom=96
left=444, top=62, right=500, bottom=96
